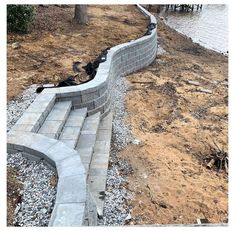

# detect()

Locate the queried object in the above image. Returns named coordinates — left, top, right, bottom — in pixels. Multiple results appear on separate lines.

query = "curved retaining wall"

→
left=7, top=132, right=87, bottom=226
left=7, top=5, right=157, bottom=226
left=41, top=4, right=157, bottom=118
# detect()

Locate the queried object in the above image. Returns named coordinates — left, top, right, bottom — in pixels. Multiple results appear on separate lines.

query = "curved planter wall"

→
left=7, top=5, right=157, bottom=227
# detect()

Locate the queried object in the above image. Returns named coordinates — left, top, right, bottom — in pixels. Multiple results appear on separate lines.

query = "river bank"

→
left=120, top=18, right=228, bottom=224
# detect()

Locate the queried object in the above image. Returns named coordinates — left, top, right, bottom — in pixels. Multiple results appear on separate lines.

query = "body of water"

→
left=159, top=4, right=228, bottom=54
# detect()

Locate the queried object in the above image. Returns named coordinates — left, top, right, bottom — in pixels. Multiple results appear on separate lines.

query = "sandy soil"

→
left=7, top=5, right=147, bottom=100
left=7, top=167, right=23, bottom=226
left=120, top=18, right=228, bottom=224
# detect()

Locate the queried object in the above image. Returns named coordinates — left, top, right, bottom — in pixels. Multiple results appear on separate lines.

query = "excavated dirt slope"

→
left=121, top=19, right=228, bottom=225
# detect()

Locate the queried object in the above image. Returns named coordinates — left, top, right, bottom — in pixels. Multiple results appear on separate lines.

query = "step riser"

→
left=75, top=112, right=101, bottom=175
left=59, top=108, right=87, bottom=149
left=87, top=112, right=113, bottom=218
left=38, top=101, right=72, bottom=139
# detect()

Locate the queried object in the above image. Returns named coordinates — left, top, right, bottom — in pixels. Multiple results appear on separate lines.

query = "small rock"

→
left=12, top=42, right=21, bottom=49
left=197, top=87, right=212, bottom=94
left=186, top=80, right=200, bottom=86
left=125, top=213, right=132, bottom=221
left=132, top=139, right=141, bottom=145
left=41, top=208, right=47, bottom=214
left=15, top=204, right=21, bottom=214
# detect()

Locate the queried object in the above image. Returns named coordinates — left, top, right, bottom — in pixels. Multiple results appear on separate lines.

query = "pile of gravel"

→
left=7, top=85, right=57, bottom=227
left=99, top=77, right=135, bottom=225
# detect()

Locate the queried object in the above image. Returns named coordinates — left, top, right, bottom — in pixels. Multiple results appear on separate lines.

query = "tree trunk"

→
left=73, top=5, right=88, bottom=25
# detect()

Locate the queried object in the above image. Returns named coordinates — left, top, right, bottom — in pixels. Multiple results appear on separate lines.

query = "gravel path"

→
left=7, top=85, right=57, bottom=227
left=98, top=77, right=135, bottom=225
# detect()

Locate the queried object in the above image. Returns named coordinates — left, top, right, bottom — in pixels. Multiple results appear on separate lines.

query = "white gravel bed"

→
left=7, top=152, right=57, bottom=227
left=7, top=85, right=57, bottom=227
left=7, top=85, right=38, bottom=131
left=99, top=77, right=135, bottom=225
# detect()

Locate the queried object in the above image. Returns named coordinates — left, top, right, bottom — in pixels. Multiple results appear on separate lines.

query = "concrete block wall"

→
left=43, top=4, right=157, bottom=118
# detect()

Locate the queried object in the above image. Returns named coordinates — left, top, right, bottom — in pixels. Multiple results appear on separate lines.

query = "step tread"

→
left=38, top=101, right=72, bottom=139
left=59, top=108, right=87, bottom=149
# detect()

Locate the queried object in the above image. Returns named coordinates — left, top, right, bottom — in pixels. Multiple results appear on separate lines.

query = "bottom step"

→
left=88, top=112, right=113, bottom=218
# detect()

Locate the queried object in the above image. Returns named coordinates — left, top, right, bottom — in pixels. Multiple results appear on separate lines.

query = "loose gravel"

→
left=7, top=85, right=38, bottom=131
left=98, top=77, right=135, bottom=225
left=7, top=152, right=57, bottom=227
left=7, top=85, right=57, bottom=227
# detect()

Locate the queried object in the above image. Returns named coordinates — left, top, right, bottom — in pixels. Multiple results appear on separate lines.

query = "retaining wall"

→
left=41, top=4, right=157, bottom=118
left=7, top=4, right=158, bottom=226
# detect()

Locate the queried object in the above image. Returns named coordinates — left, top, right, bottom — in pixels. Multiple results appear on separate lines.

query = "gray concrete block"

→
left=11, top=124, right=37, bottom=132
left=34, top=93, right=56, bottom=102
left=65, top=117, right=86, bottom=128
left=88, top=175, right=107, bottom=193
left=81, top=116, right=100, bottom=134
left=56, top=174, right=86, bottom=203
left=93, top=141, right=110, bottom=155
left=56, top=155, right=85, bottom=177
left=16, top=112, right=43, bottom=126
left=38, top=120, right=64, bottom=135
left=22, top=152, right=42, bottom=162
left=59, top=139, right=77, bottom=149
left=89, top=168, right=107, bottom=176
left=74, top=101, right=95, bottom=111
left=59, top=126, right=80, bottom=140
left=49, top=202, right=85, bottom=226
left=94, top=92, right=108, bottom=108
left=46, top=101, right=71, bottom=121
left=76, top=134, right=97, bottom=149
left=87, top=105, right=104, bottom=116
left=98, top=112, right=113, bottom=130
left=96, top=129, right=112, bottom=142
left=26, top=100, right=54, bottom=115
left=46, top=141, right=78, bottom=162
left=81, top=90, right=99, bottom=103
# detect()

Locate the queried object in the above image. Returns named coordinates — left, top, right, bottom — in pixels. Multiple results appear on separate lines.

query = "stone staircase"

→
left=8, top=99, right=113, bottom=226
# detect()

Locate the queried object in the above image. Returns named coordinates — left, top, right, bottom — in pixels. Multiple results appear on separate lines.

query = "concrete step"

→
left=88, top=112, right=113, bottom=218
left=38, top=101, right=72, bottom=139
left=75, top=112, right=101, bottom=173
left=58, top=108, right=87, bottom=149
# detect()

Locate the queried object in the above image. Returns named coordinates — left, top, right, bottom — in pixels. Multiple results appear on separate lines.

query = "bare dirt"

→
left=7, top=5, right=147, bottom=101
left=7, top=167, right=23, bottom=226
left=120, top=18, right=228, bottom=225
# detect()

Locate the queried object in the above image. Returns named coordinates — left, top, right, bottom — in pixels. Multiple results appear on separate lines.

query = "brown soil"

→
left=7, top=167, right=23, bottom=226
left=120, top=18, right=228, bottom=225
left=7, top=5, right=147, bottom=101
